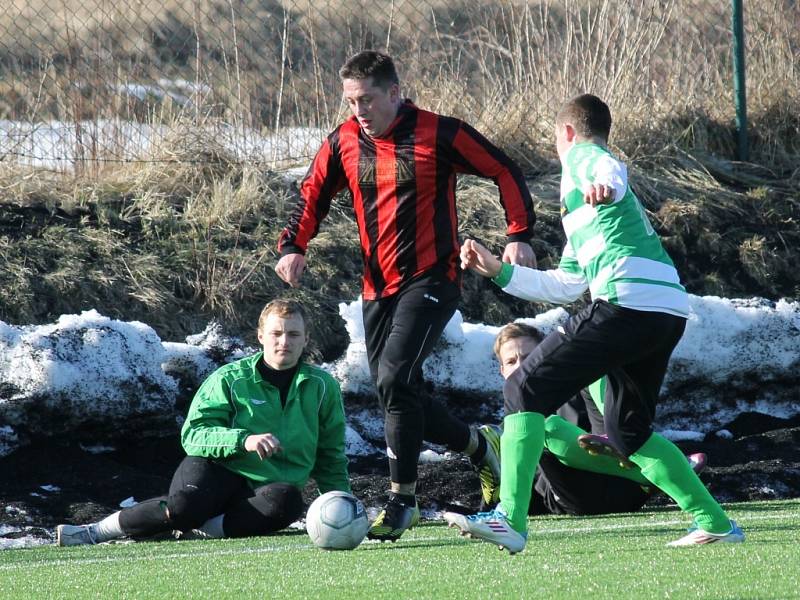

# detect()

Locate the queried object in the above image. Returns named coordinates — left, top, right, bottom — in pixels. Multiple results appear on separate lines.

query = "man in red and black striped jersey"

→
left=276, top=50, right=537, bottom=541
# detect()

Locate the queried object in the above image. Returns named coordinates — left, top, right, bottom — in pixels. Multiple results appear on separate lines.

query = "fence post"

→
left=731, top=0, right=749, bottom=161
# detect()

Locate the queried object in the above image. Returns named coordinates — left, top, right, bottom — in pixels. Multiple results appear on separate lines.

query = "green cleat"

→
left=367, top=495, right=420, bottom=542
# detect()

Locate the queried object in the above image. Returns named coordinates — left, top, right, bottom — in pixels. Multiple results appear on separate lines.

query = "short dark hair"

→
left=339, top=50, right=399, bottom=90
left=258, top=299, right=308, bottom=332
left=493, top=322, right=544, bottom=359
left=556, top=94, right=612, bottom=141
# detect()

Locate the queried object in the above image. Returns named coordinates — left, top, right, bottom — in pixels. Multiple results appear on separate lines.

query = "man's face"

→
left=257, top=312, right=308, bottom=370
left=498, top=336, right=539, bottom=379
left=342, top=76, right=400, bottom=138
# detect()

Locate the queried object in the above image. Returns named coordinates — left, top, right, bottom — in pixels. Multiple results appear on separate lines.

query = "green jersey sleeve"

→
left=181, top=370, right=250, bottom=459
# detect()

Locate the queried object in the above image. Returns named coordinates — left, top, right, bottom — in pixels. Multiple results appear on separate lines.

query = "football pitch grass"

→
left=3, top=500, right=798, bottom=599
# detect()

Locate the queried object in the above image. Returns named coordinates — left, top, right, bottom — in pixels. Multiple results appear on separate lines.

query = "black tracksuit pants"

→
left=362, top=272, right=471, bottom=484
left=118, top=456, right=304, bottom=538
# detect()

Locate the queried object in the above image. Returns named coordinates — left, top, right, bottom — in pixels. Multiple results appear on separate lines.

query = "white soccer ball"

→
left=306, top=491, right=370, bottom=550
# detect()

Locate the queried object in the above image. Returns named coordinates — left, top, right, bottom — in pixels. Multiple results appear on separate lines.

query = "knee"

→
left=376, top=368, right=421, bottom=414
left=375, top=367, right=397, bottom=397
left=166, top=490, right=204, bottom=531
left=255, top=483, right=305, bottom=527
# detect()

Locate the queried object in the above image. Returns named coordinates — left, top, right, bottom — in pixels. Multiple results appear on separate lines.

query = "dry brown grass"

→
left=0, top=0, right=798, bottom=351
left=1, top=0, right=798, bottom=169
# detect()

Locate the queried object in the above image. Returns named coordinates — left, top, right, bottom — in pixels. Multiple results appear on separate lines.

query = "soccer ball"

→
left=306, top=491, right=370, bottom=550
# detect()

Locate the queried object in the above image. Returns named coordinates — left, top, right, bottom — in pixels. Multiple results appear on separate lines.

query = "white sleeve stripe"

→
left=576, top=234, right=606, bottom=267
left=562, top=204, right=598, bottom=237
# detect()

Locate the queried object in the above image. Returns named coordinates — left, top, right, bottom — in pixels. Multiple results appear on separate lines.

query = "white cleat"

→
left=56, top=524, right=97, bottom=547
left=444, top=507, right=527, bottom=554
left=667, top=519, right=745, bottom=547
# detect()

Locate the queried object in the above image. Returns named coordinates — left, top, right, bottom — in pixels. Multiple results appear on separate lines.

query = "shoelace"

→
left=467, top=508, right=506, bottom=523
left=685, top=519, right=736, bottom=536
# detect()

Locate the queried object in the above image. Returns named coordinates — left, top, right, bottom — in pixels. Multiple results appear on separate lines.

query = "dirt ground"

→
left=1, top=410, right=798, bottom=545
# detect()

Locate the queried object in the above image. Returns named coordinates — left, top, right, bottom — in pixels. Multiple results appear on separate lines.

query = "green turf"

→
left=3, top=500, right=798, bottom=599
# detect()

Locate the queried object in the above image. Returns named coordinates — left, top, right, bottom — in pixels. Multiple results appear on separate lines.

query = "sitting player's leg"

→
left=57, top=496, right=168, bottom=546
left=544, top=414, right=649, bottom=485
left=535, top=451, right=650, bottom=515
left=57, top=456, right=245, bottom=546
left=218, top=483, right=304, bottom=538
left=159, top=456, right=250, bottom=535
left=575, top=378, right=635, bottom=468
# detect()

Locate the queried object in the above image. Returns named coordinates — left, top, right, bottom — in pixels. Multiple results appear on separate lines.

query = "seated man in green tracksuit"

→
left=57, top=298, right=350, bottom=545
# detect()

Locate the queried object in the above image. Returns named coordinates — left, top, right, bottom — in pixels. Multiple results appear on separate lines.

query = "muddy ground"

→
left=1, top=410, right=798, bottom=545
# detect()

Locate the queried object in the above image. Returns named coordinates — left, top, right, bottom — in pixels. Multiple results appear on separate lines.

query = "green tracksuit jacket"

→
left=181, top=353, right=350, bottom=493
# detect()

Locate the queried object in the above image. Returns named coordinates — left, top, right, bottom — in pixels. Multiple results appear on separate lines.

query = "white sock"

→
left=91, top=511, right=124, bottom=542
left=197, top=514, right=225, bottom=538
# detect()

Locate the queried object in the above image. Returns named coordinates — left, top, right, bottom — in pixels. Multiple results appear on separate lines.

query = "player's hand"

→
left=583, top=183, right=615, bottom=207
left=502, top=241, right=537, bottom=268
left=275, top=253, right=306, bottom=288
left=460, top=239, right=502, bottom=278
left=245, top=433, right=283, bottom=460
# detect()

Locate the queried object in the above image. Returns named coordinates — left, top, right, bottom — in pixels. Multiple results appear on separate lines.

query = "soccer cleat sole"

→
left=577, top=434, right=635, bottom=469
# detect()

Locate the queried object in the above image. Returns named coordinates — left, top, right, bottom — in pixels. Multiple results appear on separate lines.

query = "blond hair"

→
left=257, top=299, right=308, bottom=332
left=493, top=322, right=544, bottom=359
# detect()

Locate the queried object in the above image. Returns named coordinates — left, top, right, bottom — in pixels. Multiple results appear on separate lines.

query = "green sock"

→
left=630, top=433, right=730, bottom=533
left=543, top=415, right=649, bottom=485
left=499, top=412, right=545, bottom=533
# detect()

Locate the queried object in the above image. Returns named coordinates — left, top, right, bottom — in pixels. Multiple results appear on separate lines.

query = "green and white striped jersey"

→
left=492, top=142, right=688, bottom=318
left=559, top=142, right=688, bottom=317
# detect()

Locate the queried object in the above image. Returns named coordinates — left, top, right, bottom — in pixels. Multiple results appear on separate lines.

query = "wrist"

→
left=491, top=262, right=514, bottom=287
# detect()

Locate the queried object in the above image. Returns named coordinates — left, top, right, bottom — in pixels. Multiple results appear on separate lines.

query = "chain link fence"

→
left=0, top=0, right=796, bottom=172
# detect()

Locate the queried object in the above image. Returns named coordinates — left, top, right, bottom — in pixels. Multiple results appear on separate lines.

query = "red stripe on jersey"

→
left=445, top=163, right=459, bottom=283
left=293, top=139, right=334, bottom=250
left=374, top=140, right=401, bottom=295
left=337, top=122, right=378, bottom=296
left=413, top=111, right=439, bottom=274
